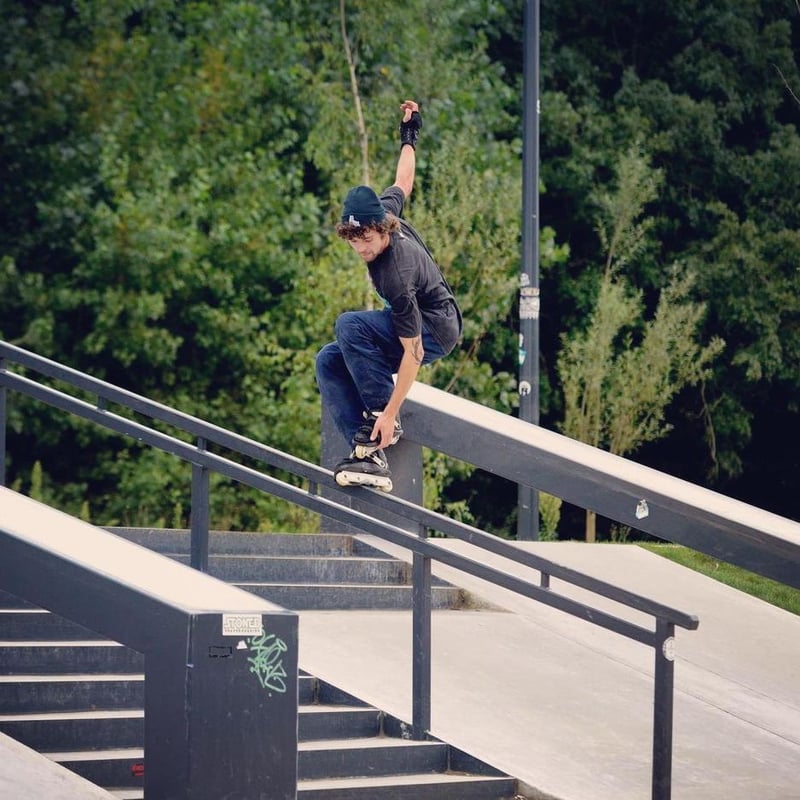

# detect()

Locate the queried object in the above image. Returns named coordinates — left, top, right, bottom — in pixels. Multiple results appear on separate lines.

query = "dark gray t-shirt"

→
left=367, top=186, right=462, bottom=353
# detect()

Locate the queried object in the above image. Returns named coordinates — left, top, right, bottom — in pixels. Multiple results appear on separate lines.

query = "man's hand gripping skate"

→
left=370, top=408, right=400, bottom=450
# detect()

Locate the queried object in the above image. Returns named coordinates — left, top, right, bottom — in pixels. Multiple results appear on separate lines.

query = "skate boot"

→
left=334, top=448, right=393, bottom=492
left=352, top=410, right=403, bottom=459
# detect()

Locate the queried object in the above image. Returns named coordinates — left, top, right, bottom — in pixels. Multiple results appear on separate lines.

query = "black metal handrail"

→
left=0, top=339, right=697, bottom=800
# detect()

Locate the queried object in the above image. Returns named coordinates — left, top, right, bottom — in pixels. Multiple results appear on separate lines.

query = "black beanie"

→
left=341, top=185, right=386, bottom=227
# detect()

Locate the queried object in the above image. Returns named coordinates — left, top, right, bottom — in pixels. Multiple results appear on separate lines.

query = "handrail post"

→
left=0, top=355, right=6, bottom=487
left=190, top=437, right=210, bottom=572
left=652, top=617, right=676, bottom=800
left=412, top=522, right=432, bottom=739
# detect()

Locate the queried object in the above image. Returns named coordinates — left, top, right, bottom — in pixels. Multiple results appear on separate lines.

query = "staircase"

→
left=105, top=528, right=471, bottom=611
left=0, top=529, right=523, bottom=799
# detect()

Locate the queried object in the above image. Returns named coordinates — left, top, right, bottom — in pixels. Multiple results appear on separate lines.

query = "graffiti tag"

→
left=246, top=633, right=288, bottom=695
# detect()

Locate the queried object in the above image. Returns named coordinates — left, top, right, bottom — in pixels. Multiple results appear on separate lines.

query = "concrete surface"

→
left=298, top=539, right=800, bottom=800
left=0, top=732, right=115, bottom=800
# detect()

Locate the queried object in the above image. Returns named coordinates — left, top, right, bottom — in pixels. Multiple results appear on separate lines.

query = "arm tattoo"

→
left=412, top=337, right=424, bottom=365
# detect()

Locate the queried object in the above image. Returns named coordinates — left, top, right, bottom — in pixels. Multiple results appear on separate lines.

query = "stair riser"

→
left=1, top=675, right=361, bottom=712
left=0, top=716, right=144, bottom=750
left=0, top=679, right=144, bottom=713
left=0, top=645, right=144, bottom=675
left=105, top=530, right=364, bottom=557
left=299, top=678, right=367, bottom=708
left=169, top=556, right=413, bottom=584
left=51, top=758, right=145, bottom=789
left=300, top=709, right=382, bottom=741
left=0, top=612, right=106, bottom=641
left=0, top=674, right=367, bottom=716
left=296, top=777, right=518, bottom=800
left=53, top=742, right=449, bottom=787
left=240, top=584, right=465, bottom=610
left=0, top=708, right=383, bottom=752
left=299, top=743, right=449, bottom=780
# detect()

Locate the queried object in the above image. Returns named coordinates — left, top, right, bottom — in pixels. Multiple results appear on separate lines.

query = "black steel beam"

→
left=403, top=382, right=800, bottom=589
left=0, top=488, right=298, bottom=800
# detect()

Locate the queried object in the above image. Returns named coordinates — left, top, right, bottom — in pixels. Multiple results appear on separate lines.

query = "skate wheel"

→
left=334, top=470, right=392, bottom=492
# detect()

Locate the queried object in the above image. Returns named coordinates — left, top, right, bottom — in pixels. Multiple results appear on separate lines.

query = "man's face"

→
left=348, top=230, right=389, bottom=263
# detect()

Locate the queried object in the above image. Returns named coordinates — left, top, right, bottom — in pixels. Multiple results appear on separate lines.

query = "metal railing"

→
left=0, top=340, right=698, bottom=800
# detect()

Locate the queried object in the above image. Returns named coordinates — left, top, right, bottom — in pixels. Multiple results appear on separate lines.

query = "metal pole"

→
left=517, top=0, right=541, bottom=540
left=0, top=356, right=7, bottom=487
left=412, top=523, right=432, bottom=739
left=190, top=437, right=210, bottom=572
left=652, top=618, right=676, bottom=800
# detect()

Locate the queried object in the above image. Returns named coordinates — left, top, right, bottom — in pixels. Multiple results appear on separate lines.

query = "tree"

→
left=557, top=144, right=723, bottom=541
left=0, top=0, right=539, bottom=528
left=2, top=0, right=798, bottom=530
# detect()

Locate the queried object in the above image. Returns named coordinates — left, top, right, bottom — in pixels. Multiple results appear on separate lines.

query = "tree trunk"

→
left=585, top=509, right=597, bottom=543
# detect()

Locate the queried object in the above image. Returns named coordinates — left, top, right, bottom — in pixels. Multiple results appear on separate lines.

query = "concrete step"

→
left=0, top=610, right=108, bottom=641
left=299, top=738, right=451, bottom=780
left=299, top=706, right=383, bottom=741
left=0, top=705, right=388, bottom=751
left=105, top=529, right=373, bottom=558
left=0, top=582, right=466, bottom=620
left=0, top=642, right=144, bottom=675
left=104, top=774, right=518, bottom=800
left=296, top=772, right=519, bottom=799
left=170, top=554, right=416, bottom=584
left=44, top=738, right=453, bottom=786
left=0, top=709, right=145, bottom=751
left=0, top=675, right=144, bottom=713
left=299, top=673, right=368, bottom=707
left=237, top=582, right=467, bottom=610
left=43, top=748, right=144, bottom=792
left=98, top=529, right=468, bottom=611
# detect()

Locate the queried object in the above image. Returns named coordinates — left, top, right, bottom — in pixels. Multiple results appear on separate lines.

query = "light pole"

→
left=517, top=0, right=540, bottom=540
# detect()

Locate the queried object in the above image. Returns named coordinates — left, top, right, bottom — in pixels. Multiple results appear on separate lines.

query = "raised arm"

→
left=394, top=142, right=416, bottom=199
left=393, top=99, right=422, bottom=199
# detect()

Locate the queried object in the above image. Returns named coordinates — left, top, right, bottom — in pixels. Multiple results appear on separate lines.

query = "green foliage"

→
left=640, top=543, right=800, bottom=616
left=538, top=492, right=562, bottom=541
left=1, top=0, right=799, bottom=530
left=604, top=269, right=724, bottom=456
left=558, top=145, right=724, bottom=459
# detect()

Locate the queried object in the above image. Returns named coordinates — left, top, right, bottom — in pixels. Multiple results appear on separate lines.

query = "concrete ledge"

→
left=0, top=733, right=114, bottom=800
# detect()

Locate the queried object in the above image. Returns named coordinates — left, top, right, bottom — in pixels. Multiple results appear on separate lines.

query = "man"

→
left=316, top=99, right=463, bottom=491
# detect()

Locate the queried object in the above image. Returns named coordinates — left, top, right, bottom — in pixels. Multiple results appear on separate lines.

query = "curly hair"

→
left=336, top=214, right=401, bottom=241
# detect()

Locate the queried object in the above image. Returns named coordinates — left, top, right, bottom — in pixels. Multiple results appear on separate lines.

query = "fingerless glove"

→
left=399, top=110, right=423, bottom=150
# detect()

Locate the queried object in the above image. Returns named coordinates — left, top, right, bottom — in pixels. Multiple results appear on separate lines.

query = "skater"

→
left=316, top=99, right=463, bottom=491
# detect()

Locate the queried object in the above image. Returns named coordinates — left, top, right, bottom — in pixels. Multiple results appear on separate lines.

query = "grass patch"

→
left=638, top=543, right=800, bottom=617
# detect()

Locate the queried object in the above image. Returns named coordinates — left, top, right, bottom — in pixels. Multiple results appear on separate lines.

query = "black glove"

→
left=399, top=110, right=423, bottom=150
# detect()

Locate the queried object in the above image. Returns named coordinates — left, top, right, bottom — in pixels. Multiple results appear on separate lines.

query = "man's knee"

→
left=315, top=342, right=340, bottom=379
left=334, top=311, right=362, bottom=345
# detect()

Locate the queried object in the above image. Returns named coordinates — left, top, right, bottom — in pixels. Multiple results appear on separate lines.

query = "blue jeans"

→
left=316, top=308, right=449, bottom=444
